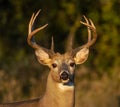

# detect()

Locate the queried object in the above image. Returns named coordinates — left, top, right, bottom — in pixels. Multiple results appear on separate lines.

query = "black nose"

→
left=60, top=71, right=70, bottom=80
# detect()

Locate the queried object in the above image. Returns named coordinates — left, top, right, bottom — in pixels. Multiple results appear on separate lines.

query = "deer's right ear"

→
left=35, top=49, right=51, bottom=65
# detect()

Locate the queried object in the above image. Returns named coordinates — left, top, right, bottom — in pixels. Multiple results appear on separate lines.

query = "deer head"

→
left=27, top=10, right=97, bottom=85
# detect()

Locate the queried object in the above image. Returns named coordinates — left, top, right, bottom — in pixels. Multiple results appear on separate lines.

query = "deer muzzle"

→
left=60, top=70, right=70, bottom=83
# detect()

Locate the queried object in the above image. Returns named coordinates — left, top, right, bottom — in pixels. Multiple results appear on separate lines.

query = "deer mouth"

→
left=60, top=71, right=70, bottom=83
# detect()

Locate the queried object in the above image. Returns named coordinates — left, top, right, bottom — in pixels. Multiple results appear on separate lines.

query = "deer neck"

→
left=39, top=72, right=75, bottom=107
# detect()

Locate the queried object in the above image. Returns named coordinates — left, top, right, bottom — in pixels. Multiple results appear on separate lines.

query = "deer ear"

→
left=35, top=49, right=51, bottom=65
left=74, top=48, right=89, bottom=65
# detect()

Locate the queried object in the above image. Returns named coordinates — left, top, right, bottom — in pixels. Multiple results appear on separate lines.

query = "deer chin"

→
left=61, top=78, right=70, bottom=84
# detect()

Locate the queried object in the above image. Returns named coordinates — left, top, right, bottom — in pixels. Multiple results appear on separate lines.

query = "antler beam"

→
left=27, top=10, right=48, bottom=49
left=71, top=16, right=97, bottom=56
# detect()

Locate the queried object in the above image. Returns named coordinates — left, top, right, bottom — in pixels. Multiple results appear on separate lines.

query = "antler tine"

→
left=89, top=19, right=96, bottom=30
left=29, top=10, right=39, bottom=34
left=86, top=19, right=97, bottom=47
left=51, top=36, right=55, bottom=53
left=80, top=16, right=97, bottom=48
left=82, top=15, right=91, bottom=42
left=28, top=10, right=41, bottom=35
left=27, top=10, right=48, bottom=49
left=28, top=13, right=34, bottom=35
left=71, top=16, right=97, bottom=57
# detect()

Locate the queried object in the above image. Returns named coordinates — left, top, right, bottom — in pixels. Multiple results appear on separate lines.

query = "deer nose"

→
left=60, top=70, right=70, bottom=81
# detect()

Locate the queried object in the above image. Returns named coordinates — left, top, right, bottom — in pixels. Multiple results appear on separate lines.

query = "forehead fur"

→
left=52, top=52, right=73, bottom=61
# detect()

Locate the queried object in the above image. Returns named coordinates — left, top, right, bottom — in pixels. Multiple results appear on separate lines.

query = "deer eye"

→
left=70, top=62, right=75, bottom=67
left=52, top=63, right=57, bottom=68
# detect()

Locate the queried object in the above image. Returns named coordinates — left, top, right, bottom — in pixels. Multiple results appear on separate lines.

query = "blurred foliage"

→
left=0, top=0, right=120, bottom=107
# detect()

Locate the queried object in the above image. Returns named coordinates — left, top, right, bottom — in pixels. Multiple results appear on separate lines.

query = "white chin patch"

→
left=58, top=82, right=74, bottom=90
left=61, top=78, right=69, bottom=83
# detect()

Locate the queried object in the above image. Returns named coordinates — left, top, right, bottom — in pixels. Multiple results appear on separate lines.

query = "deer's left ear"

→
left=74, top=48, right=89, bottom=65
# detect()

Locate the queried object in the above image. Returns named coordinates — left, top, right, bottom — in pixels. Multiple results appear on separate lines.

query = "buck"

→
left=0, top=10, right=97, bottom=107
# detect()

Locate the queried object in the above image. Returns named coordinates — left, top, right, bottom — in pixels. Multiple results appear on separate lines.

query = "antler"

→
left=71, top=16, right=97, bottom=56
left=80, top=16, right=97, bottom=47
left=27, top=10, right=55, bottom=56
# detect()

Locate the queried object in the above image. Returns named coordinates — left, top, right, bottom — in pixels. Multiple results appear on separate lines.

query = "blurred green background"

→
left=0, top=0, right=120, bottom=107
